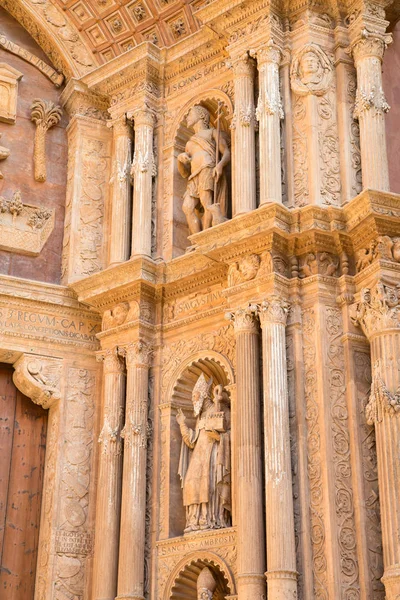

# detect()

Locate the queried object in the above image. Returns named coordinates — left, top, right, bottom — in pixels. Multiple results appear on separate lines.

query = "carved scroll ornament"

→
left=31, top=98, right=62, bottom=182
left=13, top=354, right=62, bottom=409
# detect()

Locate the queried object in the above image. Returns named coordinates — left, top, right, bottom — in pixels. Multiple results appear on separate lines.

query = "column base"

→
left=115, top=596, right=145, bottom=600
left=237, top=574, right=266, bottom=600
left=265, top=569, right=298, bottom=600
left=382, top=565, right=400, bottom=600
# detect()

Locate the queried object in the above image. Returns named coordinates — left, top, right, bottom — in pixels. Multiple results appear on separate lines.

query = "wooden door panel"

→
left=0, top=366, right=17, bottom=562
left=0, top=365, right=47, bottom=600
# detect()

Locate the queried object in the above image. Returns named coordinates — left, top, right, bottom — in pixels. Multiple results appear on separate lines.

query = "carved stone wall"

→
left=0, top=6, right=67, bottom=283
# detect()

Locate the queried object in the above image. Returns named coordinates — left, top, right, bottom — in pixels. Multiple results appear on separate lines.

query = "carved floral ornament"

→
left=290, top=43, right=333, bottom=96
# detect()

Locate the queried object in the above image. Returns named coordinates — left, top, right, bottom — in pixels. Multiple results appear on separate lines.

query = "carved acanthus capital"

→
left=227, top=52, right=255, bottom=79
left=119, top=341, right=153, bottom=368
left=351, top=35, right=389, bottom=64
left=351, top=283, right=400, bottom=339
left=258, top=298, right=290, bottom=327
left=13, top=354, right=62, bottom=409
left=226, top=305, right=259, bottom=334
left=128, top=105, right=156, bottom=129
left=250, top=40, right=282, bottom=67
left=108, top=114, right=132, bottom=137
left=366, top=377, right=400, bottom=425
left=96, top=347, right=125, bottom=374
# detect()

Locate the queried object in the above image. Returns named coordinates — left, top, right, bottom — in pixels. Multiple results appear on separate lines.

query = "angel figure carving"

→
left=178, top=104, right=230, bottom=235
left=176, top=374, right=231, bottom=533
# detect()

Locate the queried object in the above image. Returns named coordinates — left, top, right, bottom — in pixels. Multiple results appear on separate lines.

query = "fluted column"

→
left=229, top=306, right=266, bottom=600
left=129, top=106, right=156, bottom=258
left=353, top=283, right=400, bottom=599
left=229, top=52, right=257, bottom=216
left=352, top=37, right=390, bottom=191
left=258, top=298, right=297, bottom=599
left=108, top=116, right=132, bottom=266
left=252, top=41, right=283, bottom=204
left=116, top=341, right=152, bottom=600
left=92, top=348, right=126, bottom=600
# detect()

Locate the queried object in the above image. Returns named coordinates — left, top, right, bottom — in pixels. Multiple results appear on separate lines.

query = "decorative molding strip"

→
left=0, top=33, right=64, bottom=87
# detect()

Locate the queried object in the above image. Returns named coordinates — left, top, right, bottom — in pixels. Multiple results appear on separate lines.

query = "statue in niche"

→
left=176, top=374, right=231, bottom=533
left=178, top=105, right=230, bottom=235
left=290, top=43, right=333, bottom=96
left=197, top=567, right=217, bottom=600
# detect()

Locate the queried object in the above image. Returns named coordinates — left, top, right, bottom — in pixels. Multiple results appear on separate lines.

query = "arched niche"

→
left=159, top=351, right=234, bottom=539
left=165, top=552, right=235, bottom=600
left=167, top=91, right=233, bottom=257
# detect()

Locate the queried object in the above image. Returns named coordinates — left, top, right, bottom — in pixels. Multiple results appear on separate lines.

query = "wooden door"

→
left=0, top=364, right=47, bottom=599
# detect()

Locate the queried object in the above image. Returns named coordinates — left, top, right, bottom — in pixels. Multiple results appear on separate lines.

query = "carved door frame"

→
left=0, top=345, right=98, bottom=600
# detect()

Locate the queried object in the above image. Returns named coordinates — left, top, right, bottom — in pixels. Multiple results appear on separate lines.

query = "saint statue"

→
left=176, top=374, right=231, bottom=533
left=197, top=567, right=217, bottom=600
left=177, top=105, right=231, bottom=235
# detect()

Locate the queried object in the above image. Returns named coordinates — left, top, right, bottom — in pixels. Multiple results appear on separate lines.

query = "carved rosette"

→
left=226, top=305, right=259, bottom=334
left=258, top=298, right=290, bottom=326
left=13, top=354, right=62, bottom=409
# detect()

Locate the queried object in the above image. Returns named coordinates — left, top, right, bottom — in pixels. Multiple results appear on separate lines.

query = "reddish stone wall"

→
left=0, top=7, right=67, bottom=283
left=383, top=20, right=400, bottom=194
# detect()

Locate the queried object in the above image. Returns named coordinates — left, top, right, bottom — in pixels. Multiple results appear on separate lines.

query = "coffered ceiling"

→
left=53, top=0, right=201, bottom=63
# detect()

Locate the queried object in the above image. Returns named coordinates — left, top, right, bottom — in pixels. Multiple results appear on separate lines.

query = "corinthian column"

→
left=229, top=306, right=266, bottom=600
left=92, top=348, right=125, bottom=600
left=229, top=52, right=256, bottom=216
left=251, top=41, right=283, bottom=205
left=108, top=116, right=132, bottom=266
left=351, top=37, right=390, bottom=191
left=129, top=106, right=156, bottom=258
left=353, top=283, right=400, bottom=600
left=116, top=341, right=152, bottom=600
left=258, top=298, right=297, bottom=599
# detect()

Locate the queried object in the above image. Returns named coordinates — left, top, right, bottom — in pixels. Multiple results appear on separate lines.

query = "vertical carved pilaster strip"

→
left=258, top=298, right=297, bottom=599
left=108, top=115, right=132, bottom=266
left=353, top=283, right=400, bottom=599
left=31, top=99, right=62, bottom=182
left=228, top=306, right=266, bottom=600
left=252, top=41, right=283, bottom=205
left=129, top=106, right=156, bottom=258
left=351, top=37, right=390, bottom=191
left=117, top=341, right=152, bottom=600
left=228, top=52, right=257, bottom=216
left=92, top=348, right=125, bottom=600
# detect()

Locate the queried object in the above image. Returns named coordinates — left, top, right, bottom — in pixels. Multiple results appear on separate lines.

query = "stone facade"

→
left=0, top=2, right=400, bottom=600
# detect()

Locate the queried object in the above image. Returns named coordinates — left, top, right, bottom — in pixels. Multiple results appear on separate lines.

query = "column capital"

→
left=351, top=282, right=400, bottom=340
left=227, top=51, right=256, bottom=78
left=366, top=377, right=400, bottom=425
left=351, top=35, right=388, bottom=64
left=250, top=40, right=282, bottom=67
left=127, top=104, right=156, bottom=128
left=226, top=305, right=259, bottom=334
left=107, top=114, right=132, bottom=136
left=96, top=347, right=125, bottom=373
left=258, top=297, right=290, bottom=327
left=119, top=340, right=153, bottom=368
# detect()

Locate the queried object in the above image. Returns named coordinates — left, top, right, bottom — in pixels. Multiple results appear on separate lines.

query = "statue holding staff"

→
left=178, top=104, right=230, bottom=235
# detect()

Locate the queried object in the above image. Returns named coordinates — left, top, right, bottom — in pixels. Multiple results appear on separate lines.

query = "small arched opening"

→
left=167, top=553, right=235, bottom=600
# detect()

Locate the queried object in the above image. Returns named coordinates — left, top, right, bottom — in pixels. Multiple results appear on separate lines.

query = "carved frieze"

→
left=0, top=190, right=55, bottom=255
left=227, top=251, right=288, bottom=287
left=0, top=62, right=23, bottom=123
left=300, top=252, right=339, bottom=278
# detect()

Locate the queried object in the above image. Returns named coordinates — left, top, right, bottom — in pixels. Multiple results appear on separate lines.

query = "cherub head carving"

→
left=290, top=43, right=333, bottom=96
